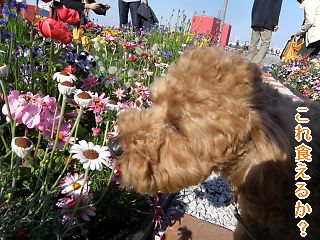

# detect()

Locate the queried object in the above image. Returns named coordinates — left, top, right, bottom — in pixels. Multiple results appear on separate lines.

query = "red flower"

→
left=38, top=17, right=73, bottom=44
left=130, top=55, right=137, bottom=62
left=94, top=23, right=100, bottom=28
left=64, top=65, right=76, bottom=74
left=57, top=5, right=80, bottom=25
left=86, top=21, right=93, bottom=28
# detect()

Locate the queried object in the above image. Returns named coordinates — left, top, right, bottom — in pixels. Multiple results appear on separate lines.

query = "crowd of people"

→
left=247, top=0, right=320, bottom=69
left=54, top=0, right=157, bottom=31
left=22, top=0, right=319, bottom=69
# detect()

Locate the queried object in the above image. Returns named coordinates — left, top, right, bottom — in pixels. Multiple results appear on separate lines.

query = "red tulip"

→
left=94, top=23, right=100, bottom=28
left=38, top=17, right=73, bottom=44
left=64, top=65, right=76, bottom=74
left=57, top=5, right=80, bottom=25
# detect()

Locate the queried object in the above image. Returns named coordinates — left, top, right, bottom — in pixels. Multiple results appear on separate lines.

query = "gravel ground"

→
left=153, top=173, right=238, bottom=239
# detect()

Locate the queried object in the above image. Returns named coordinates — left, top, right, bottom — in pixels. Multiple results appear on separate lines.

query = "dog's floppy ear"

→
left=249, top=111, right=290, bottom=163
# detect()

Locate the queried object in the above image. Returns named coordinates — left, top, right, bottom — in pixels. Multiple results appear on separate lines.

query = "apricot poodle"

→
left=108, top=47, right=320, bottom=239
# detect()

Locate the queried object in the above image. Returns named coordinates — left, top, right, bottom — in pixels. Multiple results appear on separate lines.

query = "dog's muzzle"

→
left=107, top=137, right=123, bottom=157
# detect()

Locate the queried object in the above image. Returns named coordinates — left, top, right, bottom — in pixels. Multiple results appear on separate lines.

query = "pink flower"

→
left=56, top=195, right=96, bottom=222
left=60, top=172, right=92, bottom=196
left=88, top=93, right=108, bottom=114
left=2, top=91, right=60, bottom=130
left=123, top=41, right=135, bottom=50
left=130, top=55, right=137, bottom=62
left=21, top=104, right=42, bottom=128
left=95, top=115, right=103, bottom=123
left=92, top=128, right=101, bottom=137
left=108, top=125, right=119, bottom=138
left=112, top=164, right=121, bottom=185
left=114, top=88, right=126, bottom=100
left=43, top=122, right=74, bottom=149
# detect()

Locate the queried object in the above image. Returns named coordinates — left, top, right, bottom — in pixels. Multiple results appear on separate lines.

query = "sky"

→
left=30, top=0, right=303, bottom=49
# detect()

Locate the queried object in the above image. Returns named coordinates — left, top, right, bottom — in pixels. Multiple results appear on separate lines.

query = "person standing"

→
left=247, top=0, right=283, bottom=68
left=118, top=0, right=148, bottom=31
left=296, top=0, right=320, bottom=56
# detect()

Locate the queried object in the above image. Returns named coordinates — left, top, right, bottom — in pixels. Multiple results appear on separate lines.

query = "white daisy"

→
left=11, top=137, right=34, bottom=158
left=58, top=81, right=76, bottom=95
left=0, top=63, right=8, bottom=77
left=70, top=140, right=111, bottom=171
left=53, top=71, right=77, bottom=83
left=74, top=90, right=93, bottom=108
left=60, top=172, right=91, bottom=196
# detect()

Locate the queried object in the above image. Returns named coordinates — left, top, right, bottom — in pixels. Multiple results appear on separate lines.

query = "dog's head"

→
left=108, top=47, right=290, bottom=194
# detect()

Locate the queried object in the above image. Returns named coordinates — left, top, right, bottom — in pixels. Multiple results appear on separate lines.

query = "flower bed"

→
left=0, top=2, right=212, bottom=239
left=272, top=57, right=320, bottom=100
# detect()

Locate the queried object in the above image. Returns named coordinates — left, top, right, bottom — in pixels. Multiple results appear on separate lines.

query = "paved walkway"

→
left=154, top=73, right=301, bottom=240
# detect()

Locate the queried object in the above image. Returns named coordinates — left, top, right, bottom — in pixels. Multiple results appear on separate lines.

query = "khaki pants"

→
left=248, top=28, right=272, bottom=68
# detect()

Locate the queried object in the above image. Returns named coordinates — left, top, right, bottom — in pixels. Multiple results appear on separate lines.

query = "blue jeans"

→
left=118, top=0, right=141, bottom=31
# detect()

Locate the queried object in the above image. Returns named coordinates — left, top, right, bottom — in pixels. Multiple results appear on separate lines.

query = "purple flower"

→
left=163, top=51, right=172, bottom=59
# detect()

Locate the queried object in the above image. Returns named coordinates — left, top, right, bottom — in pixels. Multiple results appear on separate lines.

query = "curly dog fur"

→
left=109, top=47, right=320, bottom=239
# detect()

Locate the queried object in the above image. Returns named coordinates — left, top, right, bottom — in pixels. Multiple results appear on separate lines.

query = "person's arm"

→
left=60, top=0, right=103, bottom=12
left=297, top=1, right=317, bottom=35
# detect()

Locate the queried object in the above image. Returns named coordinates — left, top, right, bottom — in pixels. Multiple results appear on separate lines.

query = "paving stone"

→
left=161, top=213, right=233, bottom=240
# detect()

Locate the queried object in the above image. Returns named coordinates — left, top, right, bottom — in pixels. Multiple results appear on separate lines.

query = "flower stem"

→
left=33, top=131, right=42, bottom=158
left=0, top=134, right=9, bottom=152
left=49, top=155, right=72, bottom=191
left=49, top=95, right=67, bottom=161
left=42, top=95, right=67, bottom=193
left=9, top=156, right=21, bottom=203
left=63, top=106, right=84, bottom=151
left=102, top=120, right=109, bottom=146
left=94, top=162, right=116, bottom=206
left=30, top=28, right=36, bottom=93
left=50, top=93, right=62, bottom=140
left=0, top=79, right=14, bottom=130
left=47, top=39, right=55, bottom=95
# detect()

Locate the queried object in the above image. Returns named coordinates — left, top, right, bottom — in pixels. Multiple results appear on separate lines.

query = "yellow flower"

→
left=91, top=35, right=101, bottom=43
left=102, top=28, right=117, bottom=36
left=73, top=28, right=83, bottom=41
left=81, top=36, right=89, bottom=46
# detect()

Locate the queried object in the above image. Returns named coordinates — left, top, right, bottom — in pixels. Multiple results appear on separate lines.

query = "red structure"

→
left=21, top=5, right=40, bottom=23
left=190, top=15, right=231, bottom=47
left=0, top=0, right=5, bottom=17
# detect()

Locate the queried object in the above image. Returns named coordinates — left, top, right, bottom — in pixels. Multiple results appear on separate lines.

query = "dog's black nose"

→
left=108, top=137, right=123, bottom=157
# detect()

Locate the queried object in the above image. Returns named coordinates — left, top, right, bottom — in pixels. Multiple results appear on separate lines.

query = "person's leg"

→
left=247, top=28, right=260, bottom=62
left=252, top=28, right=272, bottom=68
left=118, top=0, right=129, bottom=27
left=129, top=1, right=141, bottom=31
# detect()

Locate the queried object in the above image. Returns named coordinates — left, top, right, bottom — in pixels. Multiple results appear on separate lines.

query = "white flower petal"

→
left=79, top=140, right=89, bottom=149
left=90, top=162, right=96, bottom=170
left=83, top=161, right=90, bottom=169
left=88, top=142, right=95, bottom=149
